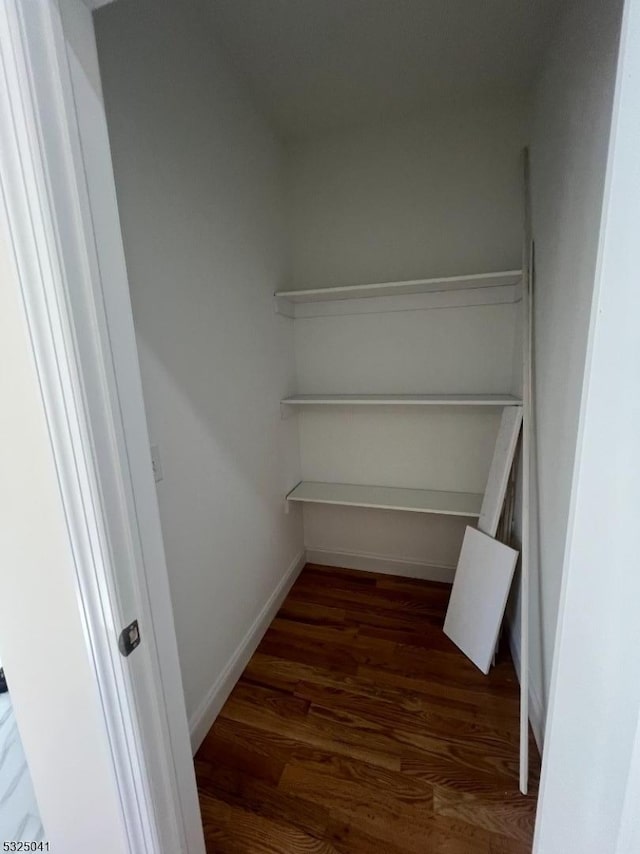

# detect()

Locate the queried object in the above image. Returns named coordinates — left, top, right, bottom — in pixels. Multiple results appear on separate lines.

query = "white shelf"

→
left=276, top=270, right=521, bottom=305
left=282, top=393, right=522, bottom=407
left=286, top=481, right=483, bottom=517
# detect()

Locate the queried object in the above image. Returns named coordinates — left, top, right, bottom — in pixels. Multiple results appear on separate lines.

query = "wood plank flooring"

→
left=195, top=564, right=539, bottom=853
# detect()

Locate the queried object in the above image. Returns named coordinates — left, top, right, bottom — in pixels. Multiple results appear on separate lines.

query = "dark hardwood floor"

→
left=195, top=564, right=539, bottom=853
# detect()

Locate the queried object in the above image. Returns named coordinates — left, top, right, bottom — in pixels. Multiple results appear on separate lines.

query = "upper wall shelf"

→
left=282, top=393, right=522, bottom=407
left=275, top=270, right=523, bottom=318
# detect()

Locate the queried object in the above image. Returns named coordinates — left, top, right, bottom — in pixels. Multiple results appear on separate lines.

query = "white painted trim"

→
left=534, top=0, right=640, bottom=847
left=509, top=628, right=544, bottom=752
left=54, top=2, right=204, bottom=850
left=188, top=550, right=307, bottom=753
left=305, top=548, right=456, bottom=583
left=518, top=148, right=533, bottom=795
left=0, top=1, right=156, bottom=849
left=0, top=0, right=205, bottom=851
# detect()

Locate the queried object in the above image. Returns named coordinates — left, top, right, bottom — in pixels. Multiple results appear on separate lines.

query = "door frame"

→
left=4, top=0, right=640, bottom=850
left=533, top=0, right=640, bottom=850
left=0, top=0, right=205, bottom=851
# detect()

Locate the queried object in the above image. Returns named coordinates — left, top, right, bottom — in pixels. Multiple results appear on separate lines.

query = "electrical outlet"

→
left=150, top=444, right=163, bottom=483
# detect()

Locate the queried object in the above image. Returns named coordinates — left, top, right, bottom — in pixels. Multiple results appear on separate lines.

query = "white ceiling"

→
left=207, top=0, right=567, bottom=142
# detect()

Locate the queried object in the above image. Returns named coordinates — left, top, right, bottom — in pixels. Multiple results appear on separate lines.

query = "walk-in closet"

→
left=83, top=0, right=626, bottom=848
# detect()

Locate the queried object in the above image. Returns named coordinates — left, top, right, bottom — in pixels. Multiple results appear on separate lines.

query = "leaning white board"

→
left=443, top=527, right=519, bottom=674
left=478, top=406, right=523, bottom=537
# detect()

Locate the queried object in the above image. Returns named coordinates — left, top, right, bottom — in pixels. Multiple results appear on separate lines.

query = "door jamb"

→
left=0, top=1, right=205, bottom=851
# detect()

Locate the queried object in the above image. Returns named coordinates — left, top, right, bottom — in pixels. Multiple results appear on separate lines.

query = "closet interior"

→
left=90, top=0, right=622, bottom=848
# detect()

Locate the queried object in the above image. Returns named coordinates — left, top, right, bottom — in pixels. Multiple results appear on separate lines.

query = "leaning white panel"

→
left=443, top=526, right=518, bottom=674
left=478, top=405, right=523, bottom=537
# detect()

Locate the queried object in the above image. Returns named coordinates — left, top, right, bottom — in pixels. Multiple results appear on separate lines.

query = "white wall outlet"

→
left=150, top=444, right=163, bottom=483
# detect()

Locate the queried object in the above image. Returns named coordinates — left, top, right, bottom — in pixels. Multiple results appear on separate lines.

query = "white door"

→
left=0, top=219, right=133, bottom=853
left=0, top=0, right=206, bottom=851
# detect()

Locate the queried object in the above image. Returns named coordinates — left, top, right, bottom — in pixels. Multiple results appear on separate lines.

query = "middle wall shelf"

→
left=283, top=394, right=509, bottom=517
left=286, top=481, right=483, bottom=517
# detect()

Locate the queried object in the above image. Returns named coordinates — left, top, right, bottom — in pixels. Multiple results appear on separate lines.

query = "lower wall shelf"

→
left=286, top=481, right=482, bottom=517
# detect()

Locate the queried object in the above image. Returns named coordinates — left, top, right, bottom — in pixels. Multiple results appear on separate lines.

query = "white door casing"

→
left=0, top=0, right=205, bottom=851
left=533, top=0, right=640, bottom=849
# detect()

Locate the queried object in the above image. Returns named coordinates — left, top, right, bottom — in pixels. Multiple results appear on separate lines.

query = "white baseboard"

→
left=188, top=549, right=306, bottom=754
left=509, top=628, right=545, bottom=751
left=305, top=547, right=455, bottom=583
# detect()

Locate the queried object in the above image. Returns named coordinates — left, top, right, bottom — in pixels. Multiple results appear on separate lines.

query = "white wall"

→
left=511, top=0, right=624, bottom=744
left=534, top=0, right=640, bottom=847
left=287, top=100, right=526, bottom=572
left=295, top=303, right=518, bottom=573
left=94, top=0, right=303, bottom=728
left=287, top=97, right=527, bottom=288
